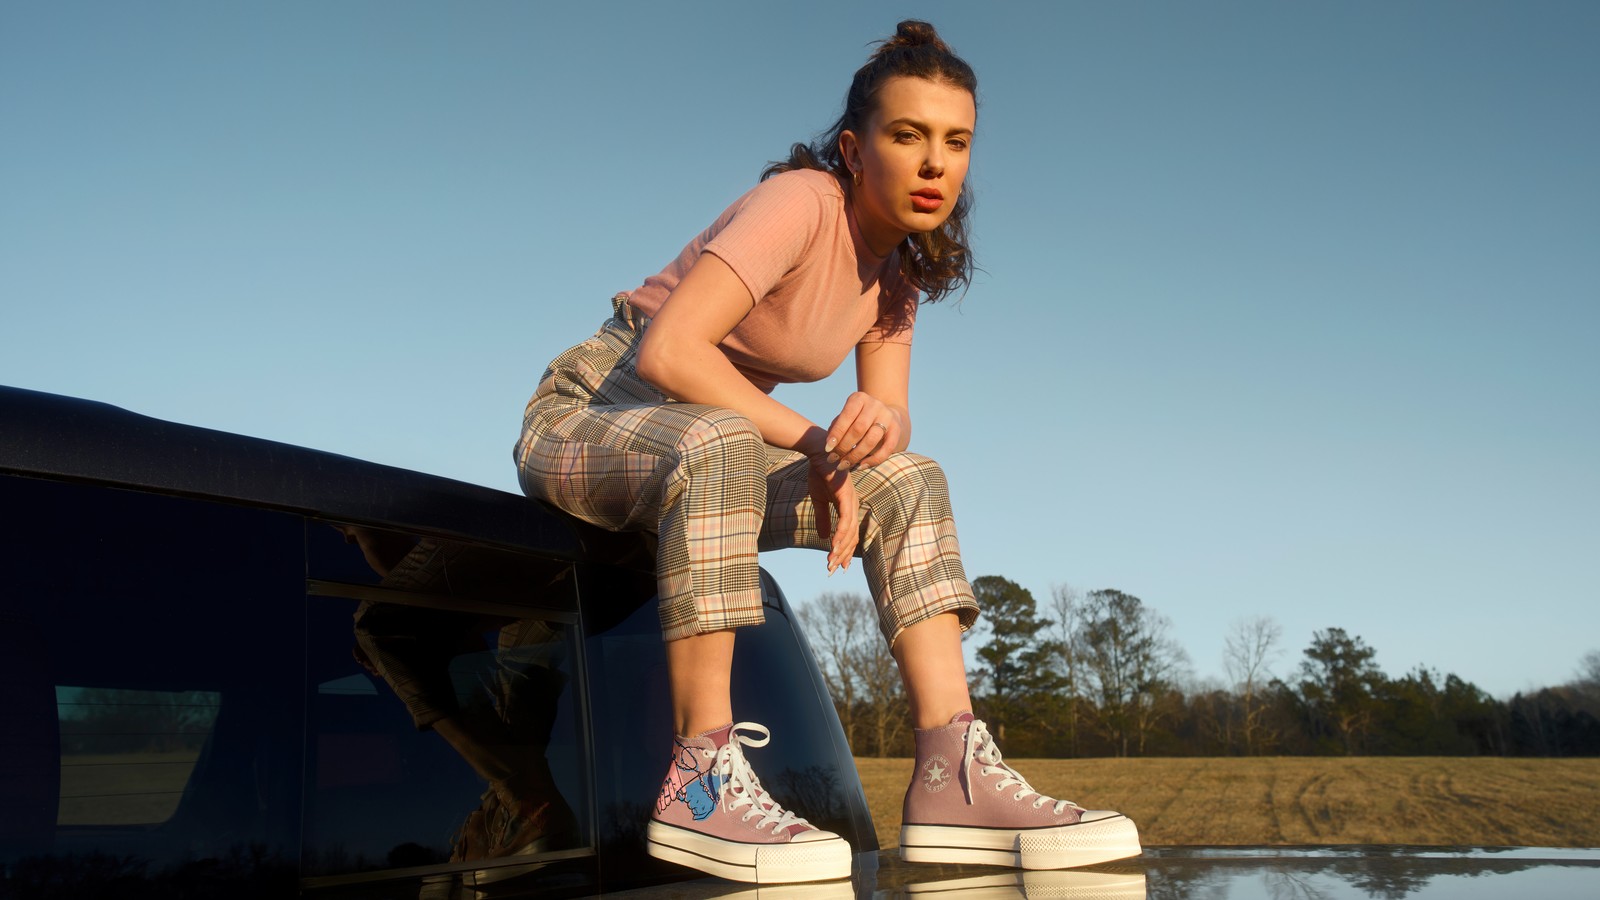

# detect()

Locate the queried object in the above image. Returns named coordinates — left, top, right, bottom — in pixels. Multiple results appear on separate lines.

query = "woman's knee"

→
left=871, top=452, right=952, bottom=503
left=677, top=407, right=765, bottom=461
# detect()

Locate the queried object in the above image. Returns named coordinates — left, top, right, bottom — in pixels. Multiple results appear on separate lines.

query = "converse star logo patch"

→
left=922, top=753, right=952, bottom=793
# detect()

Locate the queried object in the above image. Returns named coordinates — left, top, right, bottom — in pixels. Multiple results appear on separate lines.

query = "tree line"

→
left=798, top=576, right=1600, bottom=758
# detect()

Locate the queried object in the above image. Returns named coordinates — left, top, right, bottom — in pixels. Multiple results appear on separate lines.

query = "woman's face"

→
left=841, top=75, right=976, bottom=257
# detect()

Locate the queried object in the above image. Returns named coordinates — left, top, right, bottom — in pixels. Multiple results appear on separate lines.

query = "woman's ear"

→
left=838, top=130, right=861, bottom=177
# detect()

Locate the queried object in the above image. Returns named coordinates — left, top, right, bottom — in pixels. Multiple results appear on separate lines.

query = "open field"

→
left=58, top=750, right=202, bottom=825
left=854, top=756, right=1600, bottom=849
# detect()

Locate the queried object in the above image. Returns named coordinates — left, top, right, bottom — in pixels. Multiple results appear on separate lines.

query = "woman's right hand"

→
left=808, top=453, right=859, bottom=573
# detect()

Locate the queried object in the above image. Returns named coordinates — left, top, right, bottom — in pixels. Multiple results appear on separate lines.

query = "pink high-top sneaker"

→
left=900, top=713, right=1141, bottom=869
left=647, top=722, right=852, bottom=883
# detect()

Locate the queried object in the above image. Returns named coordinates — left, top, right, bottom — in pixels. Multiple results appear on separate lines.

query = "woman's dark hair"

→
left=763, top=20, right=978, bottom=304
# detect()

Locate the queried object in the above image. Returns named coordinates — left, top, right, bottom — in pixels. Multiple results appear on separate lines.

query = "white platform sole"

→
left=646, top=820, right=852, bottom=884
left=899, top=813, right=1142, bottom=869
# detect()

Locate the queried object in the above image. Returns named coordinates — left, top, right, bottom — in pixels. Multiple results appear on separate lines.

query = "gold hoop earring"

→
left=852, top=169, right=862, bottom=187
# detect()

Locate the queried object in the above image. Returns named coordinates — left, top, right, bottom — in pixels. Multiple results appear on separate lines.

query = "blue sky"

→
left=3, top=1, right=1596, bottom=700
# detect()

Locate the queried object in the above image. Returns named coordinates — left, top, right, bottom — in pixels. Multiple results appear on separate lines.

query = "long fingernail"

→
left=824, top=439, right=836, bottom=453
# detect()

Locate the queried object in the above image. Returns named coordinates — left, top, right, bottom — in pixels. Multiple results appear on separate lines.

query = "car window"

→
left=0, top=475, right=305, bottom=889
left=300, top=520, right=593, bottom=884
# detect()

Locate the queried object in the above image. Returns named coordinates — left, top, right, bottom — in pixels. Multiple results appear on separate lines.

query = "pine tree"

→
left=968, top=575, right=1063, bottom=752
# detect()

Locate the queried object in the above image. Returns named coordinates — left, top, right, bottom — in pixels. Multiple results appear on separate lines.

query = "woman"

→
left=514, top=21, right=1140, bottom=884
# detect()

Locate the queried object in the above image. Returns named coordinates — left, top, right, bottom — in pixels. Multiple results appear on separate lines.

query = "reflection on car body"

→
left=0, top=385, right=870, bottom=897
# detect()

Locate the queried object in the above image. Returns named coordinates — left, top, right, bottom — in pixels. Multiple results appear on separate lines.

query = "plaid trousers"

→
left=514, top=296, right=977, bottom=645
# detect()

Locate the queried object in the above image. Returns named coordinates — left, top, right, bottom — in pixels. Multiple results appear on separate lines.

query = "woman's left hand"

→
left=824, top=392, right=901, bottom=471
left=808, top=454, right=859, bottom=573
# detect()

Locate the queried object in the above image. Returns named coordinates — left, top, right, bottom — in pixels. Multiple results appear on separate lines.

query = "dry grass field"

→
left=57, top=750, right=202, bottom=825
left=855, top=756, right=1600, bottom=850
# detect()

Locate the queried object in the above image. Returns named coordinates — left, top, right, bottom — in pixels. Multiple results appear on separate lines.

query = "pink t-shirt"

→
left=626, top=169, right=918, bottom=393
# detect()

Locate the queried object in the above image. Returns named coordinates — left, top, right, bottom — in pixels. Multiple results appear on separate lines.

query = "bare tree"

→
left=798, top=592, right=868, bottom=749
left=1075, top=589, right=1190, bottom=756
left=1048, top=584, right=1085, bottom=757
left=856, top=622, right=908, bottom=757
left=797, top=592, right=906, bottom=756
left=1223, top=615, right=1283, bottom=755
left=1572, top=648, right=1600, bottom=715
left=1579, top=650, right=1600, bottom=686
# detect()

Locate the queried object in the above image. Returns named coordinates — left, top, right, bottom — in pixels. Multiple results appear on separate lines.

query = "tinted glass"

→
left=301, top=521, right=594, bottom=888
left=0, top=474, right=304, bottom=894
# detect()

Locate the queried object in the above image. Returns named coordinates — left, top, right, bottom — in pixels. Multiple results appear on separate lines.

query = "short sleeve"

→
left=702, top=174, right=831, bottom=304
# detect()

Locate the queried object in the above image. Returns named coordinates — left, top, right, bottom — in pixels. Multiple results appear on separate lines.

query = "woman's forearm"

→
left=636, top=334, right=830, bottom=457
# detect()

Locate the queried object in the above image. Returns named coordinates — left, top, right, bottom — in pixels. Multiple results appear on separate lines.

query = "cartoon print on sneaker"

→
left=684, top=770, right=722, bottom=820
left=921, top=753, right=952, bottom=792
left=657, top=738, right=723, bottom=821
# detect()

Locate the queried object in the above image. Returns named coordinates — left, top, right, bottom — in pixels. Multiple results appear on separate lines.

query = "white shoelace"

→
left=707, top=722, right=810, bottom=832
left=961, top=718, right=1082, bottom=815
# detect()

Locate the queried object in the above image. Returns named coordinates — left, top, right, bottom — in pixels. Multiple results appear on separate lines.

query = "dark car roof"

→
left=0, top=384, right=641, bottom=563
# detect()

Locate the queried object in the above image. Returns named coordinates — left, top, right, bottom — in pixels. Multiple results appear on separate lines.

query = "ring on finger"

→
left=869, top=421, right=888, bottom=433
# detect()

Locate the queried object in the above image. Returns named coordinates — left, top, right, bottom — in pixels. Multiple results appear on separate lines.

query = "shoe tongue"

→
left=949, top=711, right=976, bottom=725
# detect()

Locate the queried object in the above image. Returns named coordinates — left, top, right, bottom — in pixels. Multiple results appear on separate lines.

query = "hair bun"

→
left=879, top=19, right=949, bottom=54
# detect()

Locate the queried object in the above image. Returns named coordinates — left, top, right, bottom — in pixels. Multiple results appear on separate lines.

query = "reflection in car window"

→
left=301, top=522, right=593, bottom=880
left=55, top=686, right=222, bottom=826
left=0, top=475, right=304, bottom=889
left=0, top=467, right=861, bottom=896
